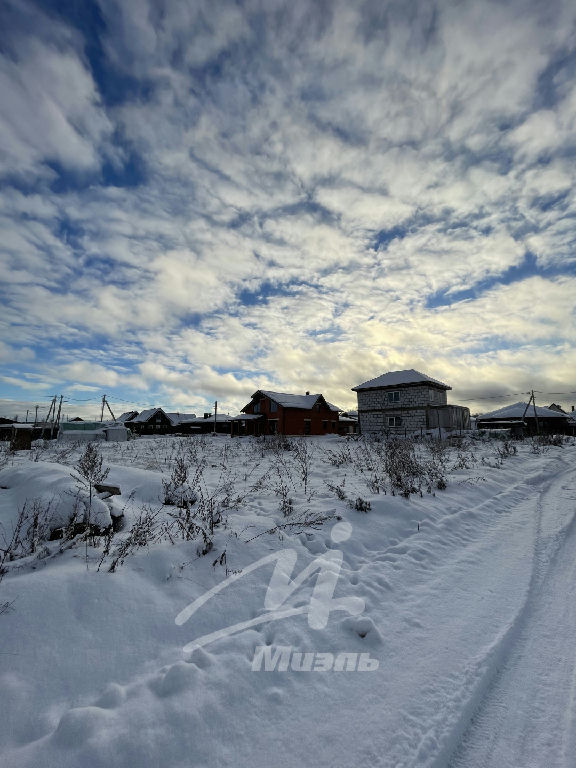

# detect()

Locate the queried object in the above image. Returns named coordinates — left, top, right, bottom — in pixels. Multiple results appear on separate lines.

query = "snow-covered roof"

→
left=254, top=390, right=340, bottom=411
left=230, top=414, right=263, bottom=421
left=188, top=414, right=233, bottom=423
left=352, top=369, right=450, bottom=391
left=166, top=413, right=197, bottom=426
left=479, top=402, right=569, bottom=420
left=117, top=411, right=138, bottom=423
left=131, top=408, right=164, bottom=423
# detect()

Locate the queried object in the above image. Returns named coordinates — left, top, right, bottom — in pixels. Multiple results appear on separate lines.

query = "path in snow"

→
left=450, top=454, right=576, bottom=768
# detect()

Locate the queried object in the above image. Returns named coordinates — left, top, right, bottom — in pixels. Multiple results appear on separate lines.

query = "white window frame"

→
left=387, top=391, right=400, bottom=403
left=388, top=416, right=402, bottom=427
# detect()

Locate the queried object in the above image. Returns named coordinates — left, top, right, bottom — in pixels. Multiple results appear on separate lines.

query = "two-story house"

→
left=239, top=390, right=340, bottom=436
left=352, top=369, right=470, bottom=434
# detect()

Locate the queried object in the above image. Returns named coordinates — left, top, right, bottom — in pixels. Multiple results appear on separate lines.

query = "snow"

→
left=0, top=434, right=575, bottom=767
left=479, top=400, right=568, bottom=419
left=256, top=390, right=341, bottom=411
left=352, top=368, right=450, bottom=390
left=130, top=408, right=163, bottom=424
left=0, top=461, right=112, bottom=532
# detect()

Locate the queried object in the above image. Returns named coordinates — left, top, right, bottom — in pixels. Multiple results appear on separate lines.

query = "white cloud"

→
left=1, top=0, right=576, bottom=418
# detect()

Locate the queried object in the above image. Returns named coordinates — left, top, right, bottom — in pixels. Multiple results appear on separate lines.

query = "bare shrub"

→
left=75, top=442, right=110, bottom=567
left=323, top=446, right=352, bottom=467
left=352, top=497, right=371, bottom=512
left=162, top=451, right=198, bottom=507
left=326, top=481, right=347, bottom=501
left=495, top=440, right=517, bottom=460
left=384, top=438, right=424, bottom=498
left=292, top=438, right=314, bottom=497
left=107, top=506, right=163, bottom=572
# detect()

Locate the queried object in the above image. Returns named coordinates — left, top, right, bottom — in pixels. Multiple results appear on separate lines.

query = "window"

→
left=322, top=420, right=328, bottom=431
left=388, top=416, right=402, bottom=427
left=387, top=391, right=400, bottom=403
left=253, top=401, right=260, bottom=414
left=304, top=419, right=311, bottom=435
left=270, top=400, right=278, bottom=413
left=268, top=420, right=278, bottom=435
left=332, top=421, right=337, bottom=431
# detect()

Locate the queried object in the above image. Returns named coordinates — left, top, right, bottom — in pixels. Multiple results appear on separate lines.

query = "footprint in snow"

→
left=149, top=661, right=199, bottom=698
left=94, top=682, right=125, bottom=709
left=341, top=616, right=383, bottom=647
left=52, top=706, right=111, bottom=748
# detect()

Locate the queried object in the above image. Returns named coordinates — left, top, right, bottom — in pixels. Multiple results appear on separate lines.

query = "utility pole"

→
left=532, top=389, right=540, bottom=435
left=45, top=396, right=57, bottom=436
left=100, top=395, right=116, bottom=422
left=54, top=395, right=64, bottom=437
left=33, top=405, right=39, bottom=427
left=213, top=401, right=218, bottom=435
left=521, top=390, right=540, bottom=436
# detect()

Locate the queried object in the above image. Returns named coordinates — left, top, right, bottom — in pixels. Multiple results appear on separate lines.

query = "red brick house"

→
left=237, top=390, right=340, bottom=436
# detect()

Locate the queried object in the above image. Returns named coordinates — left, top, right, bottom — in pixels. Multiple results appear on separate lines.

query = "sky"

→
left=1, top=0, right=575, bottom=422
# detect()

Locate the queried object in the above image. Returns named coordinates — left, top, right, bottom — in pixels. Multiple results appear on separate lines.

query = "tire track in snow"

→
left=360, top=452, right=576, bottom=768
left=447, top=451, right=576, bottom=768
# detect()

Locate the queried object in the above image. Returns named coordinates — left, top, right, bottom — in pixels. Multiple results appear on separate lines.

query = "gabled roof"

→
left=479, top=402, right=569, bottom=420
left=246, top=390, right=340, bottom=412
left=117, top=411, right=138, bottom=423
left=352, top=369, right=450, bottom=391
left=131, top=408, right=165, bottom=423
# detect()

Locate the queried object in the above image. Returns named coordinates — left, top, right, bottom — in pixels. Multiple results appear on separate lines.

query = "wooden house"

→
left=128, top=408, right=173, bottom=435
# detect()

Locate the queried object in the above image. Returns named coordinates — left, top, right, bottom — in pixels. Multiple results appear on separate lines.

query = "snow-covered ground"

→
left=0, top=433, right=575, bottom=768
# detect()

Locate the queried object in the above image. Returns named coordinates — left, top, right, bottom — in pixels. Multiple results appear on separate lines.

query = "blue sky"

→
left=1, top=0, right=575, bottom=420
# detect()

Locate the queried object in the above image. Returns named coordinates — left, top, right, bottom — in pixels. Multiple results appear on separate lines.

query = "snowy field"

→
left=0, top=432, right=575, bottom=768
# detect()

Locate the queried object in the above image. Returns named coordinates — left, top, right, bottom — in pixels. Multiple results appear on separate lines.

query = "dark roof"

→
left=245, top=390, right=340, bottom=412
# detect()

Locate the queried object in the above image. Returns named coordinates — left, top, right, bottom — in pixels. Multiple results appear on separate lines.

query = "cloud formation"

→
left=0, top=0, right=575, bottom=419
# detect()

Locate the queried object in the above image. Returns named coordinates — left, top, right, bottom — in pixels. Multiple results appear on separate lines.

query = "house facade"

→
left=352, top=369, right=470, bottom=435
left=239, top=390, right=340, bottom=436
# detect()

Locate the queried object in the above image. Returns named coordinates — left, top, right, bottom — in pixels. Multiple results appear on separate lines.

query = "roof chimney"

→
left=306, top=391, right=310, bottom=395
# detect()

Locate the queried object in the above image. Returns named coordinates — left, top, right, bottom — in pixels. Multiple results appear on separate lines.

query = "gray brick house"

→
left=352, top=369, right=470, bottom=435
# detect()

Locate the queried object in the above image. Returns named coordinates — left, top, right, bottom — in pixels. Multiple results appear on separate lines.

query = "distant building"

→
left=339, top=412, right=359, bottom=435
left=352, top=369, right=470, bottom=435
left=127, top=408, right=198, bottom=435
left=184, top=413, right=232, bottom=434
left=58, top=422, right=129, bottom=442
left=477, top=402, right=572, bottom=435
left=128, top=408, right=173, bottom=435
left=238, top=390, right=340, bottom=436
